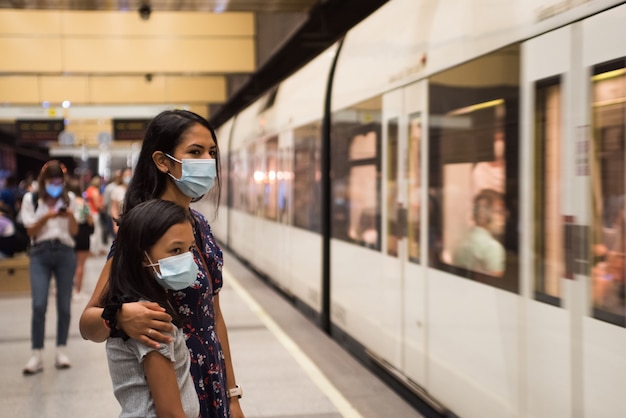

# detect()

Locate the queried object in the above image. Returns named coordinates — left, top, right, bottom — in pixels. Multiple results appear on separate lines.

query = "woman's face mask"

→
left=145, top=251, right=198, bottom=291
left=165, top=153, right=217, bottom=199
left=45, top=182, right=64, bottom=199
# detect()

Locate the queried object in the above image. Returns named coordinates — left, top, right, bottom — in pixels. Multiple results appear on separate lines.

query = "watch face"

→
left=228, top=386, right=243, bottom=398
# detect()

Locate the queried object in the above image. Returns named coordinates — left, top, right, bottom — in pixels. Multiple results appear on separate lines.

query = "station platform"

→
left=0, top=249, right=423, bottom=418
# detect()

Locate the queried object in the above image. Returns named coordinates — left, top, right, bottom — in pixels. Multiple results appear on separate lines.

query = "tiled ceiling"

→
left=0, top=0, right=318, bottom=13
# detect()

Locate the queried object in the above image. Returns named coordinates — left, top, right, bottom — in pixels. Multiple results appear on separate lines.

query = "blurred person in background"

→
left=0, top=201, right=16, bottom=259
left=20, top=160, right=78, bottom=374
left=453, top=188, right=506, bottom=277
left=0, top=175, right=20, bottom=218
left=101, top=169, right=121, bottom=244
left=85, top=175, right=105, bottom=255
left=109, top=169, right=131, bottom=236
left=67, top=177, right=94, bottom=300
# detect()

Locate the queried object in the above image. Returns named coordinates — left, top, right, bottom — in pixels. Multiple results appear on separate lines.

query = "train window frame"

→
left=230, top=151, right=246, bottom=212
left=331, top=110, right=382, bottom=250
left=386, top=117, right=399, bottom=257
left=533, top=76, right=564, bottom=307
left=262, top=136, right=279, bottom=221
left=246, top=144, right=256, bottom=215
left=427, top=44, right=520, bottom=293
left=293, top=122, right=322, bottom=233
left=407, top=113, right=422, bottom=264
left=590, top=57, right=626, bottom=327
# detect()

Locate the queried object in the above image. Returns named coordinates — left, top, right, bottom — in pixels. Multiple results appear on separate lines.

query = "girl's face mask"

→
left=145, top=251, right=198, bottom=291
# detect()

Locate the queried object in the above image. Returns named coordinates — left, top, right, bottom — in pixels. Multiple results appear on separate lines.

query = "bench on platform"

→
left=0, top=254, right=30, bottom=295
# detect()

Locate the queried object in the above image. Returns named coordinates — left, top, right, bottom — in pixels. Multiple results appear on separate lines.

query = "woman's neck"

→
left=159, top=184, right=192, bottom=209
left=44, top=196, right=59, bottom=207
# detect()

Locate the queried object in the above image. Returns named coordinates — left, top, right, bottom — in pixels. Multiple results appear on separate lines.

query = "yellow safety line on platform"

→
left=223, top=267, right=364, bottom=418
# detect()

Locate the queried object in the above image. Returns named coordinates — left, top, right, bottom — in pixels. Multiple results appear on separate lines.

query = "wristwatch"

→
left=227, top=384, right=243, bottom=399
left=101, top=302, right=129, bottom=340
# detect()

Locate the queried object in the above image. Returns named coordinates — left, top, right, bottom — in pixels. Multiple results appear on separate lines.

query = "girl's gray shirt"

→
left=105, top=324, right=199, bottom=418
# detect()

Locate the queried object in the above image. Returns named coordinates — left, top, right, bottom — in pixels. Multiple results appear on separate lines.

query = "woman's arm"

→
left=25, top=209, right=55, bottom=238
left=144, top=351, right=187, bottom=418
left=111, top=198, right=122, bottom=234
left=214, top=294, right=245, bottom=418
left=79, top=258, right=175, bottom=347
left=60, top=207, right=78, bottom=236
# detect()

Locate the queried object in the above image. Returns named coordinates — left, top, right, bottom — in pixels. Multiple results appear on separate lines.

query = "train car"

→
left=205, top=1, right=626, bottom=417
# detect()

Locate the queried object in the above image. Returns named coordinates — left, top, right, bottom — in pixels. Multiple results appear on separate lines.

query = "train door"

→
left=382, top=81, right=428, bottom=389
left=522, top=26, right=577, bottom=418
left=579, top=6, right=626, bottom=417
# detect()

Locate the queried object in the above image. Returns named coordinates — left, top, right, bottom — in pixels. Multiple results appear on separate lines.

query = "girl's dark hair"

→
left=99, top=199, right=191, bottom=327
left=38, top=160, right=70, bottom=206
left=123, top=109, right=221, bottom=214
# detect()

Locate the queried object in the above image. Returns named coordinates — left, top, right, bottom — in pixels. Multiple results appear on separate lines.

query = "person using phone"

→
left=19, top=160, right=78, bottom=374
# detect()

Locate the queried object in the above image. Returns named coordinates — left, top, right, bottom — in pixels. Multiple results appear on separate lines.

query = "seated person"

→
left=0, top=202, right=16, bottom=259
left=452, top=189, right=505, bottom=277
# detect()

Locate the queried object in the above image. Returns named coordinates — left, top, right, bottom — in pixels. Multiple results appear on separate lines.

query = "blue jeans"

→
left=29, top=240, right=76, bottom=349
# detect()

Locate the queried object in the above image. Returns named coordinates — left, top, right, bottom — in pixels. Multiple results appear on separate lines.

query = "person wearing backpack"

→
left=19, top=160, right=78, bottom=375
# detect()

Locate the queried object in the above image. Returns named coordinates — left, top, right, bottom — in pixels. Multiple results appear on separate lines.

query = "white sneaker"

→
left=23, top=353, right=43, bottom=375
left=55, top=348, right=71, bottom=369
left=72, top=290, right=83, bottom=302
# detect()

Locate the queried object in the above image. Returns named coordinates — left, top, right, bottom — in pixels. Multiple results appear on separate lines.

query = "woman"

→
left=21, top=160, right=78, bottom=374
left=80, top=110, right=244, bottom=418
left=85, top=175, right=106, bottom=255
left=102, top=199, right=200, bottom=418
left=68, top=178, right=94, bottom=299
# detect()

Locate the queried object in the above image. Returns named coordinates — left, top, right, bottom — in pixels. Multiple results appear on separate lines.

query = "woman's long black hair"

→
left=99, top=199, right=191, bottom=327
left=124, top=109, right=221, bottom=214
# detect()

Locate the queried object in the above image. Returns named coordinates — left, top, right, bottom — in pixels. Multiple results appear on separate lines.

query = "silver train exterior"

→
left=198, top=1, right=626, bottom=416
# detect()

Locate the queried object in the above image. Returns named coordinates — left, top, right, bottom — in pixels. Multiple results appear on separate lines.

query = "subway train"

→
left=201, top=1, right=626, bottom=417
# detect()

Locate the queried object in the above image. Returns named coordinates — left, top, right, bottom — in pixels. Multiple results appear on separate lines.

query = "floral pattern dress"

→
left=168, top=209, right=229, bottom=418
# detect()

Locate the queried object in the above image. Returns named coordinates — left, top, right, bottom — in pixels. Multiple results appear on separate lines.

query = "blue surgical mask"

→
left=145, top=251, right=198, bottom=291
left=45, top=183, right=64, bottom=199
left=165, top=154, right=216, bottom=199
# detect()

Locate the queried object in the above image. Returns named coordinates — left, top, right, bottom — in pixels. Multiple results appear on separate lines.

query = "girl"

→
left=80, top=110, right=244, bottom=418
left=100, top=199, right=199, bottom=418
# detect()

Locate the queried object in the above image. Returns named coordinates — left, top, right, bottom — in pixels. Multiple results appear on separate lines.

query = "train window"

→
left=277, top=147, right=290, bottom=224
left=534, top=77, right=563, bottom=306
left=408, top=114, right=422, bottom=263
left=387, top=118, right=399, bottom=256
left=262, top=137, right=279, bottom=221
left=428, top=44, right=520, bottom=292
left=293, top=122, right=322, bottom=232
left=230, top=153, right=246, bottom=211
left=331, top=96, right=382, bottom=250
left=246, top=144, right=256, bottom=215
left=590, top=59, right=626, bottom=327
left=219, top=150, right=228, bottom=210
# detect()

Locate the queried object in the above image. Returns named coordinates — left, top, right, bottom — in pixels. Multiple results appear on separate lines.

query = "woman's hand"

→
left=117, top=301, right=174, bottom=348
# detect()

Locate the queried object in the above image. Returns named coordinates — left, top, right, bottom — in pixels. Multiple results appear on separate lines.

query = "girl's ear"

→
left=152, top=151, right=170, bottom=174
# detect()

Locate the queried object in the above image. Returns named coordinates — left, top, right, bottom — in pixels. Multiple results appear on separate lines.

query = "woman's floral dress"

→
left=168, top=209, right=229, bottom=418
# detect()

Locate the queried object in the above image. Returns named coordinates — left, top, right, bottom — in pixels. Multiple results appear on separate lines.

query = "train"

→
left=195, top=1, right=626, bottom=417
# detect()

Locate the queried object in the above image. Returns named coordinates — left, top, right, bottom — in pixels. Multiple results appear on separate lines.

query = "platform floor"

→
left=0, top=250, right=423, bottom=418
